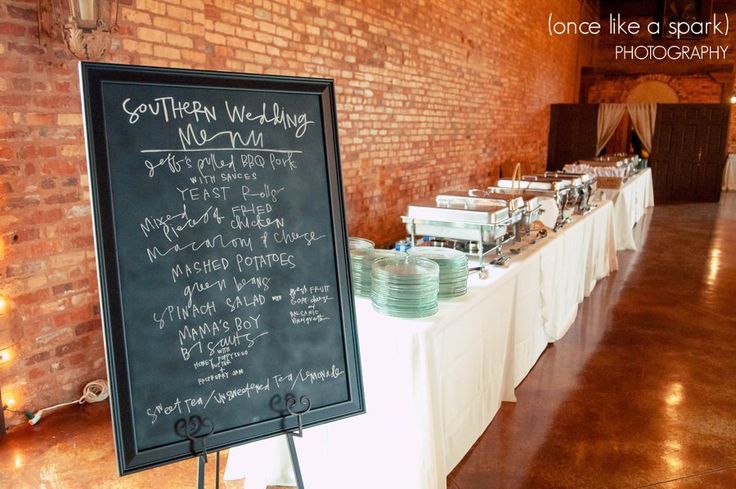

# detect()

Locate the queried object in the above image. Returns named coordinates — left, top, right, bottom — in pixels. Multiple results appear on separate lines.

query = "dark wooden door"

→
left=650, top=104, right=730, bottom=202
left=546, top=104, right=599, bottom=171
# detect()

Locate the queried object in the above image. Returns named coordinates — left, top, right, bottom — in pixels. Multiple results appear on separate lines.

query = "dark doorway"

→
left=546, top=104, right=598, bottom=171
left=650, top=104, right=730, bottom=203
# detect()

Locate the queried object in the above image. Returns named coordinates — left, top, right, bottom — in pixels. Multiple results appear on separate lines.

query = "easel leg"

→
left=215, top=451, right=220, bottom=489
left=197, top=454, right=206, bottom=489
left=287, top=432, right=306, bottom=489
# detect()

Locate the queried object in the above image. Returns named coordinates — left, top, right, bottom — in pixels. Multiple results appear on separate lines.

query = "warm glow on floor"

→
left=665, top=382, right=683, bottom=407
left=664, top=453, right=682, bottom=471
left=707, top=248, right=720, bottom=285
left=663, top=437, right=683, bottom=472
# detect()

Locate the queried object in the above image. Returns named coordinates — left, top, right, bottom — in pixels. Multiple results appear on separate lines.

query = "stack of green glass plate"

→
left=408, top=247, right=469, bottom=298
left=349, top=237, right=374, bottom=251
left=350, top=248, right=403, bottom=297
left=370, top=255, right=440, bottom=318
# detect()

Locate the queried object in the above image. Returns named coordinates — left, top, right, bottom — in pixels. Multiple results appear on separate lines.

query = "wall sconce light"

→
left=730, top=94, right=736, bottom=105
left=38, top=0, right=119, bottom=61
left=0, top=346, right=11, bottom=366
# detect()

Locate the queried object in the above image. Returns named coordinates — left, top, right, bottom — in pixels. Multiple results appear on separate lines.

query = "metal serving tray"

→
left=496, top=178, right=571, bottom=192
left=467, top=189, right=542, bottom=229
left=541, top=171, right=598, bottom=212
left=404, top=200, right=511, bottom=244
left=488, top=184, right=574, bottom=231
left=580, top=156, right=631, bottom=167
left=524, top=174, right=596, bottom=213
left=465, top=189, right=525, bottom=211
left=578, top=155, right=638, bottom=177
left=436, top=191, right=524, bottom=226
left=523, top=174, right=583, bottom=188
left=543, top=171, right=596, bottom=186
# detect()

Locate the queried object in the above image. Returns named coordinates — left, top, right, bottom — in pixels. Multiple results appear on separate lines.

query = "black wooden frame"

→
left=79, top=62, right=364, bottom=475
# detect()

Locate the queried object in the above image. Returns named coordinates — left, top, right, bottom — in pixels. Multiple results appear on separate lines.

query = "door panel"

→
left=546, top=104, right=599, bottom=171
left=674, top=125, right=697, bottom=201
left=650, top=104, right=730, bottom=203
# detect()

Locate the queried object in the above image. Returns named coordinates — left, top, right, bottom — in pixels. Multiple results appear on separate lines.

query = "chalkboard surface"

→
left=79, top=63, right=364, bottom=474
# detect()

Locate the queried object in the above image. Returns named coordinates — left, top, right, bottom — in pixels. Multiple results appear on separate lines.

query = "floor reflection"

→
left=450, top=194, right=736, bottom=489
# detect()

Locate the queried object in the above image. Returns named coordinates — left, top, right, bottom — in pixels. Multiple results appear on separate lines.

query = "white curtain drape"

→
left=627, top=103, right=657, bottom=153
left=596, top=103, right=626, bottom=156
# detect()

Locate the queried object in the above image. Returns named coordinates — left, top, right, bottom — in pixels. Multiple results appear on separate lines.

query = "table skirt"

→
left=224, top=201, right=618, bottom=489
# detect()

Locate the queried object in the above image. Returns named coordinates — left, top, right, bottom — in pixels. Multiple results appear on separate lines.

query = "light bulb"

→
left=0, top=351, right=8, bottom=362
left=0, top=295, right=7, bottom=313
left=731, top=95, right=736, bottom=105
left=6, top=397, right=14, bottom=407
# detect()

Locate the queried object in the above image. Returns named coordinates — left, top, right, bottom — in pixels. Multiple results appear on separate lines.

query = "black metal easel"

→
left=284, top=394, right=312, bottom=489
left=175, top=415, right=219, bottom=489
left=177, top=394, right=312, bottom=489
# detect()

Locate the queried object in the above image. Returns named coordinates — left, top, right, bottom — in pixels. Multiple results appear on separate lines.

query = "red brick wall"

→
left=584, top=73, right=724, bottom=104
left=0, top=1, right=583, bottom=423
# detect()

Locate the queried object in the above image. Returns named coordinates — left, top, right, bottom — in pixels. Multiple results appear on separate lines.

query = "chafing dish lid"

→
left=438, top=190, right=525, bottom=212
left=483, top=187, right=541, bottom=210
left=480, top=192, right=525, bottom=210
left=497, top=178, right=570, bottom=191
left=524, top=174, right=582, bottom=187
left=578, top=158, right=630, bottom=168
left=434, top=193, right=491, bottom=208
left=407, top=200, right=510, bottom=225
left=434, top=194, right=513, bottom=211
left=543, top=171, right=597, bottom=184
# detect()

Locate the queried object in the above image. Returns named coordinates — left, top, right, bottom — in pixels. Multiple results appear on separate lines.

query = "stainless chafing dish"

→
left=496, top=178, right=572, bottom=192
left=541, top=171, right=597, bottom=213
left=522, top=174, right=594, bottom=215
left=465, top=189, right=542, bottom=236
left=494, top=178, right=575, bottom=231
left=436, top=191, right=524, bottom=238
left=402, top=199, right=512, bottom=265
left=577, top=154, right=639, bottom=178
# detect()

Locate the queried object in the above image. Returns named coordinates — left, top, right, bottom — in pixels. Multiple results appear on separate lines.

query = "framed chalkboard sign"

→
left=79, top=63, right=364, bottom=475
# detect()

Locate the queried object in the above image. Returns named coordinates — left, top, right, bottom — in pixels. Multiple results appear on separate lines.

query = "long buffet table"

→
left=605, top=168, right=654, bottom=251
left=225, top=199, right=618, bottom=489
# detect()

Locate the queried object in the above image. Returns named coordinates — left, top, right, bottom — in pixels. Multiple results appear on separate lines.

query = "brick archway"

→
left=621, top=75, right=686, bottom=102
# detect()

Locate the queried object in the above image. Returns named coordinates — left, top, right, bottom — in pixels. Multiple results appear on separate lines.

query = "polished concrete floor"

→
left=1, top=196, right=735, bottom=488
left=449, top=195, right=736, bottom=488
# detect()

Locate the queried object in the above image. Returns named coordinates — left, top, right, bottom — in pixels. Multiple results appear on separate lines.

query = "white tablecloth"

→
left=723, top=154, right=736, bottom=191
left=224, top=201, right=618, bottom=489
left=601, top=168, right=654, bottom=251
